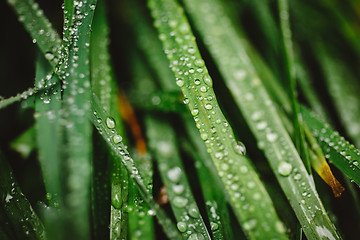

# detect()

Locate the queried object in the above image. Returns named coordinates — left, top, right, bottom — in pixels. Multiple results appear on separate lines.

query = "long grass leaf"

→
left=148, top=0, right=288, bottom=238
left=181, top=0, right=341, bottom=238
left=182, top=116, right=234, bottom=240
left=0, top=152, right=46, bottom=240
left=145, top=115, right=211, bottom=239
left=278, top=0, right=310, bottom=173
left=90, top=0, right=126, bottom=237
left=60, top=0, right=97, bottom=237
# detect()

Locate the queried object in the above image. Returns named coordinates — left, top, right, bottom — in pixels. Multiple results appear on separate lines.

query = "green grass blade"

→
left=0, top=152, right=46, bottom=240
left=90, top=93, right=182, bottom=240
left=181, top=0, right=341, bottom=238
left=145, top=115, right=211, bottom=239
left=182, top=116, right=234, bottom=240
left=6, top=0, right=61, bottom=66
left=60, top=0, right=97, bottom=238
left=33, top=51, right=64, bottom=239
left=0, top=90, right=36, bottom=110
left=301, top=106, right=360, bottom=186
left=90, top=0, right=128, bottom=237
left=148, top=0, right=288, bottom=238
left=295, top=57, right=328, bottom=121
left=127, top=153, right=155, bottom=240
left=278, top=0, right=310, bottom=173
left=316, top=47, right=360, bottom=147
left=34, top=52, right=63, bottom=208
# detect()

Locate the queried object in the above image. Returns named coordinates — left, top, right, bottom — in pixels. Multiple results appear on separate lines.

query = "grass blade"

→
left=301, top=106, right=360, bottom=186
left=278, top=0, right=310, bottom=173
left=316, top=47, right=360, bottom=147
left=0, top=152, right=46, bottom=240
left=6, top=0, right=61, bottom=66
left=145, top=115, right=211, bottom=239
left=60, top=0, right=97, bottom=237
left=148, top=0, right=288, bottom=238
left=181, top=0, right=341, bottom=238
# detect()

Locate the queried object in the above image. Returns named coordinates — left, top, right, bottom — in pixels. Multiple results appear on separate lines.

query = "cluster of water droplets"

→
left=147, top=1, right=297, bottom=237
left=314, top=125, right=360, bottom=171
left=154, top=142, right=208, bottom=239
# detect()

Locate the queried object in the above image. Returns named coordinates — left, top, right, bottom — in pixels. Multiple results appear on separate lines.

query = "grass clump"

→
left=1, top=0, right=360, bottom=239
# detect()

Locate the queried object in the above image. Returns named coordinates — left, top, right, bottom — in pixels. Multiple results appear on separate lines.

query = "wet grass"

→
left=1, top=0, right=360, bottom=239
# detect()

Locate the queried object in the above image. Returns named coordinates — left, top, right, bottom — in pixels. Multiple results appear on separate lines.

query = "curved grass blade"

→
left=6, top=0, right=61, bottom=66
left=148, top=0, right=288, bottom=238
left=301, top=106, right=360, bottom=186
left=90, top=93, right=182, bottom=240
left=304, top=126, right=345, bottom=197
left=145, top=115, right=211, bottom=240
left=0, top=89, right=36, bottom=110
left=181, top=0, right=341, bottom=238
left=0, top=152, right=46, bottom=240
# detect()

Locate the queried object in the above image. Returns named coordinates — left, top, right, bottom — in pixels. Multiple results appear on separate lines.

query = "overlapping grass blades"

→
left=302, top=106, right=360, bottom=186
left=181, top=0, right=340, bottom=238
left=90, top=94, right=182, bottom=240
left=89, top=0, right=124, bottom=237
left=148, top=0, right=288, bottom=238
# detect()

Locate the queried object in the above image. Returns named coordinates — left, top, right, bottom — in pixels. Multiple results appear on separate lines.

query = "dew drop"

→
left=173, top=184, right=185, bottom=194
left=188, top=233, right=205, bottom=240
left=191, top=109, right=199, bottom=116
left=188, top=205, right=200, bottom=218
left=173, top=196, right=188, bottom=208
left=176, top=78, right=184, bottom=87
left=167, top=167, right=182, bottom=182
left=234, top=141, right=246, bottom=155
left=188, top=48, right=196, bottom=54
left=157, top=141, right=173, bottom=157
left=177, top=221, right=187, bottom=232
left=183, top=98, right=189, bottom=104
left=147, top=209, right=156, bottom=216
left=5, top=194, right=13, bottom=203
left=200, top=86, right=207, bottom=92
left=266, top=132, right=278, bottom=142
left=278, top=161, right=292, bottom=177
left=243, top=219, right=257, bottom=231
left=240, top=166, right=248, bottom=173
left=106, top=117, right=116, bottom=129
left=203, top=75, right=213, bottom=87
left=205, top=104, right=213, bottom=110
left=215, top=152, right=224, bottom=160
left=113, top=135, right=122, bottom=144
left=233, top=70, right=246, bottom=81
left=201, top=133, right=208, bottom=140
left=210, top=222, right=219, bottom=231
